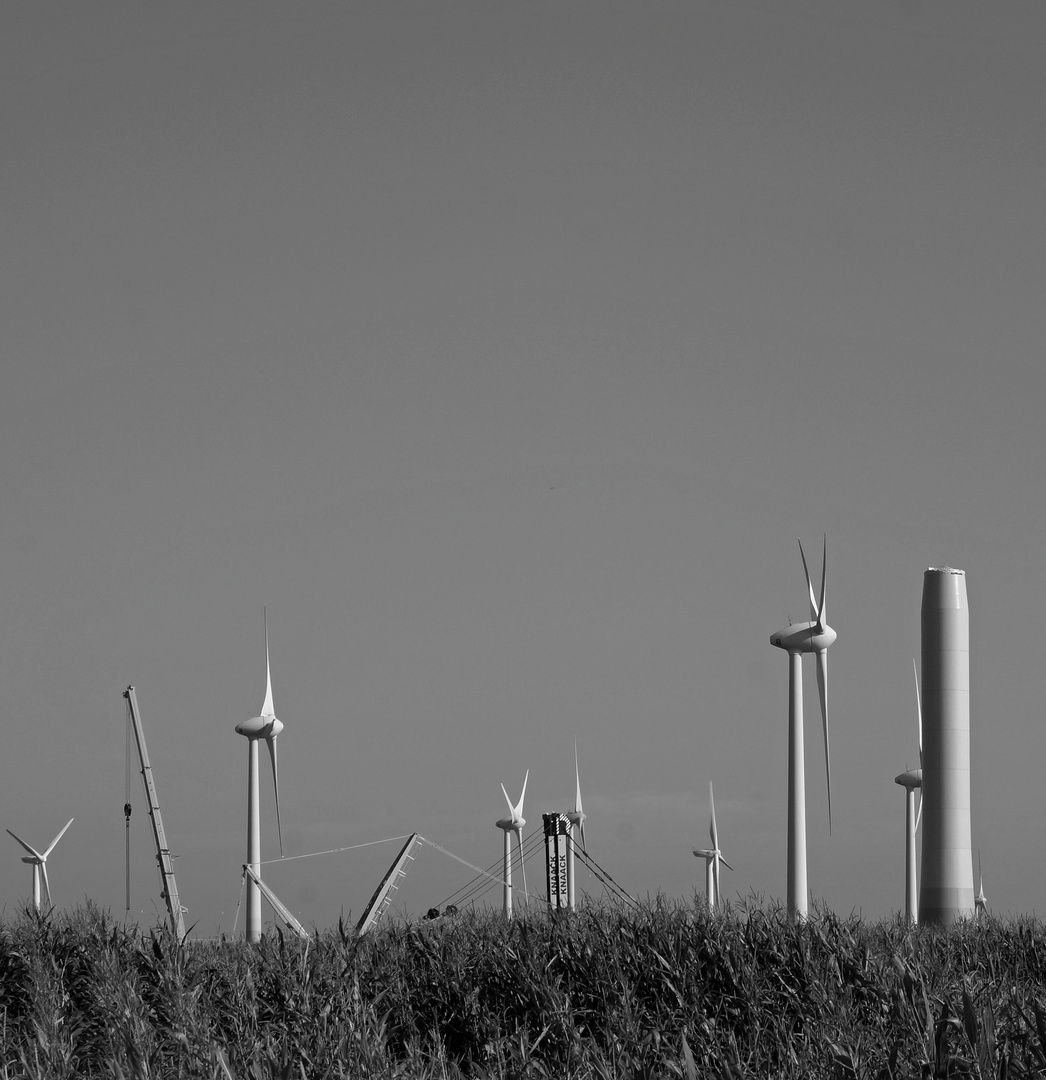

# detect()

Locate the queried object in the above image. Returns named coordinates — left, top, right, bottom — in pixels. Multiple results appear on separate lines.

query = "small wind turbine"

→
left=495, top=771, right=528, bottom=919
left=769, top=536, right=836, bottom=921
left=234, top=611, right=284, bottom=943
left=894, top=659, right=923, bottom=924
left=974, top=851, right=987, bottom=918
left=565, top=741, right=586, bottom=910
left=7, top=819, right=74, bottom=912
left=693, top=782, right=733, bottom=910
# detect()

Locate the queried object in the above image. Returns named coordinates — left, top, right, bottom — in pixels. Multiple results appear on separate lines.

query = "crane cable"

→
left=125, top=706, right=132, bottom=913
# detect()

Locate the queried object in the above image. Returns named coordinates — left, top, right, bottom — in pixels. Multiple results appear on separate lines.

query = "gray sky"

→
left=2, top=1, right=1045, bottom=934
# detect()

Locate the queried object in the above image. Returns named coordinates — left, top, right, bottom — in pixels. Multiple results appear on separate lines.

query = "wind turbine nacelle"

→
left=894, top=768, right=922, bottom=789
left=496, top=816, right=524, bottom=831
left=236, top=715, right=283, bottom=739
left=21, top=857, right=35, bottom=865
left=770, top=621, right=837, bottom=653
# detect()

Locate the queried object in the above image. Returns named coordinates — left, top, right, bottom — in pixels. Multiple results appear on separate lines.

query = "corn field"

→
left=2, top=898, right=1046, bottom=1079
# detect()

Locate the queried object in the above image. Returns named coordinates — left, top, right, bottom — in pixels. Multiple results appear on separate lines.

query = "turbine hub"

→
left=236, top=714, right=281, bottom=738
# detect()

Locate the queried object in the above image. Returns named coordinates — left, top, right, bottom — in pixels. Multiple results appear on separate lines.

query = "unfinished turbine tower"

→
left=918, top=567, right=974, bottom=925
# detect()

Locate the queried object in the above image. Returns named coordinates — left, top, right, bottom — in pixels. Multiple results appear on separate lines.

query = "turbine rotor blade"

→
left=579, top=817, right=587, bottom=852
left=720, top=856, right=735, bottom=873
left=712, top=853, right=719, bottom=906
left=914, top=790, right=923, bottom=833
left=43, top=819, right=74, bottom=858
left=265, top=734, right=283, bottom=856
left=261, top=609, right=275, bottom=718
left=501, top=783, right=515, bottom=818
left=816, top=649, right=832, bottom=833
left=515, top=770, right=529, bottom=820
left=798, top=539, right=818, bottom=622
left=574, top=741, right=583, bottom=817
left=913, top=658, right=923, bottom=769
left=6, top=829, right=42, bottom=860
left=517, top=830, right=527, bottom=900
left=709, top=781, right=719, bottom=850
left=40, top=862, right=52, bottom=907
left=817, top=534, right=828, bottom=628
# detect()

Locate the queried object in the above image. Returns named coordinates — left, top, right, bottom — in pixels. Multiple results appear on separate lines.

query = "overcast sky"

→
left=2, top=1, right=1045, bottom=936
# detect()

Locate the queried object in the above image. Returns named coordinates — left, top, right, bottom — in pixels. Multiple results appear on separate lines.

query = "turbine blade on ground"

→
left=816, top=649, right=832, bottom=833
left=265, top=734, right=283, bottom=856
left=6, top=829, right=42, bottom=860
left=43, top=819, right=74, bottom=858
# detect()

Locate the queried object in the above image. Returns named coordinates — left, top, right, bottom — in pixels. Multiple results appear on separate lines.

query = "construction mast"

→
left=124, top=686, right=187, bottom=939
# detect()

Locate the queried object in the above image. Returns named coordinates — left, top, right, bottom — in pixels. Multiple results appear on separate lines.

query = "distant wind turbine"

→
left=565, top=742, right=586, bottom=910
left=975, top=851, right=987, bottom=918
left=7, top=819, right=74, bottom=912
left=693, top=782, right=732, bottom=910
left=769, top=536, right=836, bottom=921
left=495, top=771, right=528, bottom=918
left=894, top=659, right=923, bottom=924
left=234, top=611, right=284, bottom=943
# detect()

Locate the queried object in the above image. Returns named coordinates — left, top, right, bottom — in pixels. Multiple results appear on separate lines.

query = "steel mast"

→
left=124, top=686, right=186, bottom=939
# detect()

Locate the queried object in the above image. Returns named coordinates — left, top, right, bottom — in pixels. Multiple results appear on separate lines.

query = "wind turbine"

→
left=234, top=611, right=284, bottom=943
left=894, top=659, right=923, bottom=924
left=565, top=742, right=586, bottom=910
left=693, top=782, right=732, bottom=910
left=974, top=851, right=987, bottom=918
left=495, top=771, right=528, bottom=918
left=7, top=819, right=74, bottom=912
left=769, top=536, right=836, bottom=921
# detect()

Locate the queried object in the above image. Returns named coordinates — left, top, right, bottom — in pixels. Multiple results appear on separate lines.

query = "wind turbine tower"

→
left=770, top=538, right=836, bottom=921
left=894, top=768, right=921, bottom=924
left=918, top=567, right=974, bottom=926
left=234, top=612, right=285, bottom=943
left=496, top=772, right=528, bottom=918
left=894, top=659, right=923, bottom=924
left=693, top=782, right=732, bottom=910
left=7, top=820, right=74, bottom=912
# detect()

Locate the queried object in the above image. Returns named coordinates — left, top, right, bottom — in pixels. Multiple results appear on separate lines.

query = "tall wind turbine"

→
left=234, top=611, right=284, bottom=943
left=894, top=659, right=923, bottom=924
left=769, top=537, right=836, bottom=921
left=693, top=782, right=732, bottom=910
left=565, top=742, right=586, bottom=911
left=7, top=819, right=74, bottom=912
left=495, top=771, right=528, bottom=919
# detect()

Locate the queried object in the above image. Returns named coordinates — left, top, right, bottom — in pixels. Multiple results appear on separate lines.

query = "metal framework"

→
left=124, top=686, right=186, bottom=939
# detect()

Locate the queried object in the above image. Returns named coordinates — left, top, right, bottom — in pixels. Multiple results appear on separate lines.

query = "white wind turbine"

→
left=975, top=851, right=987, bottom=918
left=693, top=782, right=732, bottom=910
left=769, top=537, right=836, bottom=921
left=495, top=771, right=528, bottom=919
left=565, top=742, right=587, bottom=911
left=7, top=819, right=74, bottom=912
left=234, top=611, right=284, bottom=943
left=894, top=659, right=923, bottom=924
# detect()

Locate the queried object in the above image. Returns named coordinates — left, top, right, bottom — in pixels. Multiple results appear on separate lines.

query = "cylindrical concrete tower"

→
left=919, top=567, right=974, bottom=925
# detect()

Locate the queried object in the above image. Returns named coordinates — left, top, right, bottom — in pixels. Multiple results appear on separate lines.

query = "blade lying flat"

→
left=6, top=829, right=43, bottom=860
left=913, top=659, right=923, bottom=831
left=265, top=734, right=283, bottom=856
left=816, top=648, right=832, bottom=833
left=43, top=819, right=74, bottom=859
left=261, top=609, right=275, bottom=718
left=40, top=862, right=51, bottom=907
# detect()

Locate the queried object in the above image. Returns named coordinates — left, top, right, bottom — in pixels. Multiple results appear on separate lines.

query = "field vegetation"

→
left=2, top=898, right=1045, bottom=1078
